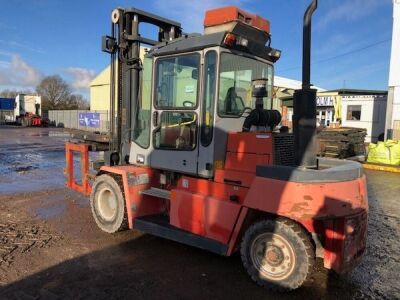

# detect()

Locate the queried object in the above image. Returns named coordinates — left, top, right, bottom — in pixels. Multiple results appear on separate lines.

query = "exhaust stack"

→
left=293, top=0, right=318, bottom=168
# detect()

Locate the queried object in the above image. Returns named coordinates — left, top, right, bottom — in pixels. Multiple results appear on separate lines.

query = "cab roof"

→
left=148, top=22, right=275, bottom=63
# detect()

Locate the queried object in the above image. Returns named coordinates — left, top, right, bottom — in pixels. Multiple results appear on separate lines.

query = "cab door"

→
left=149, top=52, right=202, bottom=175
left=197, top=50, right=218, bottom=178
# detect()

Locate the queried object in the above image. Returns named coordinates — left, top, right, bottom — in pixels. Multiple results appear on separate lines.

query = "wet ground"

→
left=0, top=127, right=399, bottom=299
left=0, top=127, right=68, bottom=194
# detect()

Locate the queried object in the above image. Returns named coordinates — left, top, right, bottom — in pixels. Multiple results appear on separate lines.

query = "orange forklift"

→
left=66, top=0, right=368, bottom=291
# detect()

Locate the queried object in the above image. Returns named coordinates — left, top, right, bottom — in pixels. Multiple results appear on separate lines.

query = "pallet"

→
left=317, top=127, right=367, bottom=159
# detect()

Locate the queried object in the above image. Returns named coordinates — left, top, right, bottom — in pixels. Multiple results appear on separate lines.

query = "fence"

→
left=48, top=110, right=109, bottom=133
left=0, top=110, right=14, bottom=124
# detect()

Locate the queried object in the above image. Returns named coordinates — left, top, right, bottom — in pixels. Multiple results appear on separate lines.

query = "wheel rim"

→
left=250, top=233, right=296, bottom=281
left=97, top=187, right=117, bottom=221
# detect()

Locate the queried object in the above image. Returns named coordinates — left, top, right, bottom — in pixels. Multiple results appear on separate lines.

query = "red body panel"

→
left=225, top=152, right=270, bottom=172
left=100, top=165, right=164, bottom=229
left=170, top=189, right=241, bottom=244
left=243, top=174, right=368, bottom=273
left=214, top=169, right=254, bottom=187
left=66, top=131, right=368, bottom=275
left=244, top=176, right=368, bottom=221
left=227, top=132, right=273, bottom=154
left=204, top=6, right=270, bottom=33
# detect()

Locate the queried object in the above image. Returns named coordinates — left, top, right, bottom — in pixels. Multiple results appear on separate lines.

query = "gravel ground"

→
left=0, top=127, right=399, bottom=299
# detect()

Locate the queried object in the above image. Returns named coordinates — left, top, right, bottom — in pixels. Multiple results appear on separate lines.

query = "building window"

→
left=347, top=105, right=361, bottom=121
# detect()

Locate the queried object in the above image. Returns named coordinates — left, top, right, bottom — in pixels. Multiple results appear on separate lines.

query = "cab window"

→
left=218, top=53, right=273, bottom=117
left=133, top=56, right=152, bottom=148
left=201, top=51, right=217, bottom=147
left=155, top=54, right=200, bottom=109
left=154, top=112, right=197, bottom=150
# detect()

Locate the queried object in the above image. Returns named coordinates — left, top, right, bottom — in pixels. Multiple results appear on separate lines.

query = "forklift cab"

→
left=130, top=46, right=276, bottom=177
left=101, top=6, right=281, bottom=177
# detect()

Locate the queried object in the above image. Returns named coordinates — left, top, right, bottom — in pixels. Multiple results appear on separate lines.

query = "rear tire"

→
left=240, top=218, right=314, bottom=292
left=90, top=174, right=128, bottom=233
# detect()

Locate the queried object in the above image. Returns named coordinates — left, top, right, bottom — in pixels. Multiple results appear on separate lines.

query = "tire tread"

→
left=240, top=217, right=315, bottom=292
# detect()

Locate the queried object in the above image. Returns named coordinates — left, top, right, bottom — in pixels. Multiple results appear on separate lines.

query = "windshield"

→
left=218, top=52, right=273, bottom=117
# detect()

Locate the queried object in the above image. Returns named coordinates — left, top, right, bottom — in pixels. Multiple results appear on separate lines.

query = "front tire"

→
left=90, top=174, right=128, bottom=233
left=240, top=218, right=314, bottom=292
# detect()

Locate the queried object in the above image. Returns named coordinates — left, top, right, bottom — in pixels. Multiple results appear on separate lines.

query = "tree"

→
left=36, top=75, right=71, bottom=110
left=66, top=94, right=90, bottom=110
left=0, top=89, right=34, bottom=98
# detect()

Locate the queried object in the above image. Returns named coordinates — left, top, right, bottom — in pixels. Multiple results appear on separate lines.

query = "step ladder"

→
left=140, top=187, right=171, bottom=200
left=134, top=214, right=228, bottom=255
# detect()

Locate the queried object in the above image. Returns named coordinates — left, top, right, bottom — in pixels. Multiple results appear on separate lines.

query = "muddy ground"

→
left=0, top=126, right=399, bottom=300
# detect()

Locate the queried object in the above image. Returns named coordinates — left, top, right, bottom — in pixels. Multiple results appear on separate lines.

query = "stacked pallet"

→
left=317, top=127, right=367, bottom=159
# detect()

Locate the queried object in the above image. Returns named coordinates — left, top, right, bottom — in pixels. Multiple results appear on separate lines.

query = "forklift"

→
left=65, top=0, right=368, bottom=291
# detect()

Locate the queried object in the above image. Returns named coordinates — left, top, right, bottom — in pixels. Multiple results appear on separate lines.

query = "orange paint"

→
left=65, top=142, right=90, bottom=195
left=67, top=131, right=368, bottom=274
left=204, top=6, right=270, bottom=33
left=100, top=165, right=164, bottom=229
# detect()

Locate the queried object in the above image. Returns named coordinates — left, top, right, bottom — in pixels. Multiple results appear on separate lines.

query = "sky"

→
left=0, top=0, right=394, bottom=97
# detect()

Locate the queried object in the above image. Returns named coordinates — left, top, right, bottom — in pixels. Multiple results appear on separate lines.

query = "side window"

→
left=155, top=54, right=199, bottom=109
left=133, top=56, right=152, bottom=148
left=218, top=53, right=273, bottom=117
left=154, top=112, right=197, bottom=150
left=201, top=51, right=217, bottom=147
left=347, top=105, right=362, bottom=121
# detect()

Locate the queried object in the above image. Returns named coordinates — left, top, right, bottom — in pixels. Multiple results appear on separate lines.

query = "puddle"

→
left=29, top=190, right=89, bottom=220
left=29, top=131, right=71, bottom=138
left=14, top=166, right=38, bottom=173
left=0, top=150, right=64, bottom=175
left=0, top=128, right=103, bottom=194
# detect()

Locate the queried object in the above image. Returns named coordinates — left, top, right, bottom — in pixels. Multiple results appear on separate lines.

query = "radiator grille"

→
left=273, top=133, right=295, bottom=166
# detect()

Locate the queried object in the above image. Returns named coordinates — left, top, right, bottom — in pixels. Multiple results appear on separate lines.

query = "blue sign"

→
left=79, top=112, right=100, bottom=128
left=0, top=98, right=15, bottom=110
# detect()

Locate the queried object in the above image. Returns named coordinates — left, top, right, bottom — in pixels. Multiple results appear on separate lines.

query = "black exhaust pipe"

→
left=293, top=0, right=318, bottom=168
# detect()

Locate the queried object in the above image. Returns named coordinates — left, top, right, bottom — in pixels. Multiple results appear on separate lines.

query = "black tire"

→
left=90, top=174, right=128, bottom=233
left=240, top=217, right=314, bottom=292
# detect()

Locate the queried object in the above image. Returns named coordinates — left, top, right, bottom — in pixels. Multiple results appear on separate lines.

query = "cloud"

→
left=63, top=67, right=96, bottom=91
left=316, top=0, right=391, bottom=30
left=154, top=0, right=249, bottom=32
left=0, top=54, right=43, bottom=87
left=0, top=39, right=44, bottom=54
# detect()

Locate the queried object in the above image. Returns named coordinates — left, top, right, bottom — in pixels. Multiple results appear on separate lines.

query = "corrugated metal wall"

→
left=48, top=110, right=109, bottom=132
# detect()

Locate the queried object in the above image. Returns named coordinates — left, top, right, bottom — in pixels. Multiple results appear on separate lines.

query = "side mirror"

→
left=102, top=35, right=117, bottom=54
left=191, top=69, right=198, bottom=80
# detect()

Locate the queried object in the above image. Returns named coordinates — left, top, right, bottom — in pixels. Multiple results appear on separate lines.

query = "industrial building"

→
left=281, top=89, right=387, bottom=142
left=90, top=48, right=147, bottom=111
left=0, top=94, right=41, bottom=124
left=385, top=0, right=400, bottom=140
left=0, top=97, right=15, bottom=123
